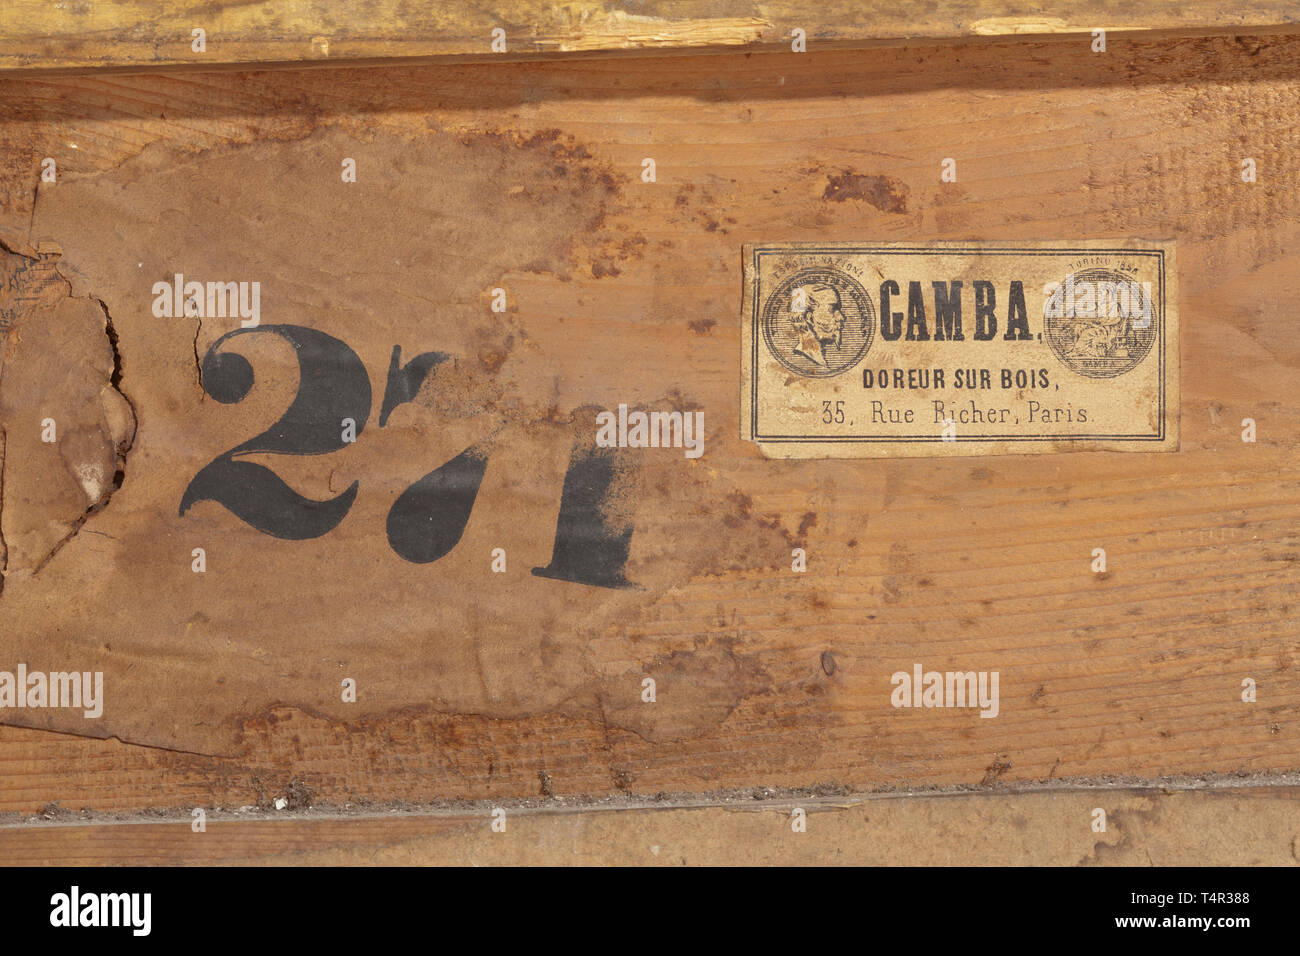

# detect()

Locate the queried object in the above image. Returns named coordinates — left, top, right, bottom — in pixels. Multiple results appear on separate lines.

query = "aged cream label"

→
left=741, top=240, right=1178, bottom=458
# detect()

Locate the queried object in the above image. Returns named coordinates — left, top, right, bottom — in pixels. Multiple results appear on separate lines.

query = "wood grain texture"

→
left=0, top=32, right=1296, bottom=822
left=0, top=0, right=1297, bottom=74
left=2, top=788, right=1297, bottom=865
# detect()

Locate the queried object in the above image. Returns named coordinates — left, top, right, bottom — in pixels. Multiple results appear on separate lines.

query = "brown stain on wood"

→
left=821, top=169, right=910, bottom=213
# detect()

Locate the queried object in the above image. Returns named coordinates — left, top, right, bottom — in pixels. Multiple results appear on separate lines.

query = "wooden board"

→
left=3, top=787, right=1298, bottom=865
left=0, top=29, right=1297, bottom=832
left=0, top=0, right=1298, bottom=74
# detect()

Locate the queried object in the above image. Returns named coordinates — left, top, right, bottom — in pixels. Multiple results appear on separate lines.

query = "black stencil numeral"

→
left=182, top=331, right=638, bottom=588
left=386, top=444, right=489, bottom=564
left=179, top=325, right=371, bottom=539
left=533, top=445, right=638, bottom=590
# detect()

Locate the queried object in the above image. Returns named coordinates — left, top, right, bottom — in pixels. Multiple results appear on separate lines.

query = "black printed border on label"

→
left=750, top=246, right=1167, bottom=442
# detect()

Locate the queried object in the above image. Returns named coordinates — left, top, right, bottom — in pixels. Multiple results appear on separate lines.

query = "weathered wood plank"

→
left=0, top=0, right=1297, bottom=74
left=0, top=32, right=1296, bottom=816
left=2, top=788, right=1297, bottom=865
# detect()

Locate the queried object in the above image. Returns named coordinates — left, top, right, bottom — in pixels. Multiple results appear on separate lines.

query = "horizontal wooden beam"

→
left=1, top=31, right=1298, bottom=815
left=3, top=787, right=1297, bottom=864
left=0, top=1, right=1297, bottom=74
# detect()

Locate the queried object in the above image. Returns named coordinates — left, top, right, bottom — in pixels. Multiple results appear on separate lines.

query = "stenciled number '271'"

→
left=179, top=324, right=635, bottom=589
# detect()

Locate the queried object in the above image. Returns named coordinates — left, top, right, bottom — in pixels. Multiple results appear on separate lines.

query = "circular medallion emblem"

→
left=1043, top=267, right=1157, bottom=379
left=761, top=268, right=875, bottom=378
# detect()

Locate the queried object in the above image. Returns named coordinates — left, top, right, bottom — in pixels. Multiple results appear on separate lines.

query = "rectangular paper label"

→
left=741, top=240, right=1178, bottom=458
